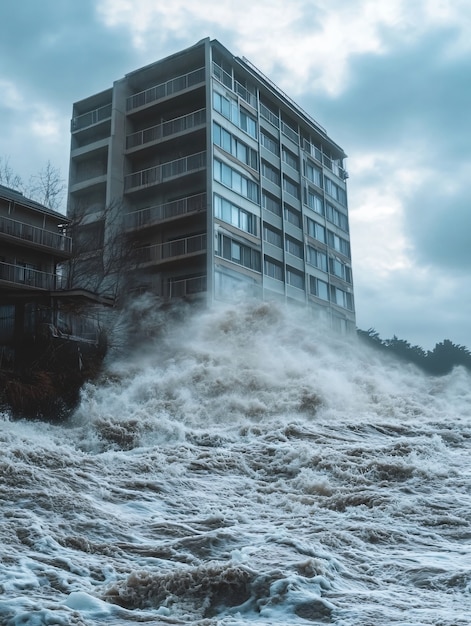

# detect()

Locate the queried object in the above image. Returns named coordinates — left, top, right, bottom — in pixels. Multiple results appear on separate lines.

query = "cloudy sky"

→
left=1, top=0, right=470, bottom=350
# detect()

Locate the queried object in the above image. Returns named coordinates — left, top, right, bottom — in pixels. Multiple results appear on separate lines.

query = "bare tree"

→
left=62, top=199, right=136, bottom=303
left=28, top=160, right=66, bottom=212
left=0, top=156, right=24, bottom=191
left=0, top=156, right=66, bottom=213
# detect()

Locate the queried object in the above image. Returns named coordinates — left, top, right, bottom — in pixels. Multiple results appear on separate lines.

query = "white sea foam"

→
left=1, top=300, right=470, bottom=625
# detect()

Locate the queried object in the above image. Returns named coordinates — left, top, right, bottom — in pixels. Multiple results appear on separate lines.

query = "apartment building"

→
left=0, top=184, right=71, bottom=294
left=0, top=184, right=71, bottom=359
left=68, top=38, right=355, bottom=332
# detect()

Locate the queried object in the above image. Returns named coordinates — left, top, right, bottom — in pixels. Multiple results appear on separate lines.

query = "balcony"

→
left=136, top=233, right=206, bottom=268
left=126, top=67, right=205, bottom=112
left=212, top=62, right=257, bottom=109
left=0, top=261, right=57, bottom=290
left=125, top=193, right=207, bottom=231
left=71, top=103, right=112, bottom=132
left=126, top=108, right=206, bottom=150
left=169, top=275, right=206, bottom=298
left=260, top=103, right=280, bottom=128
left=0, top=215, right=72, bottom=256
left=124, top=151, right=206, bottom=193
left=281, top=121, right=299, bottom=145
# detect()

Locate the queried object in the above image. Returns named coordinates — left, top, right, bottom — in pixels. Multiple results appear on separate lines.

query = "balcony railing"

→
left=0, top=261, right=57, bottom=290
left=169, top=275, right=207, bottom=298
left=126, top=192, right=207, bottom=230
left=281, top=121, right=299, bottom=144
left=212, top=62, right=232, bottom=88
left=136, top=233, right=206, bottom=266
left=260, top=102, right=279, bottom=128
left=124, top=151, right=206, bottom=192
left=71, top=103, right=112, bottom=132
left=126, top=67, right=205, bottom=112
left=234, top=80, right=257, bottom=108
left=0, top=215, right=72, bottom=253
left=126, top=108, right=206, bottom=150
left=302, top=138, right=323, bottom=163
left=212, top=62, right=258, bottom=108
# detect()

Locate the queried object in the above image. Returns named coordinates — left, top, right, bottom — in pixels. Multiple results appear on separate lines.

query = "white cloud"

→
left=0, top=78, right=24, bottom=109
left=96, top=0, right=471, bottom=97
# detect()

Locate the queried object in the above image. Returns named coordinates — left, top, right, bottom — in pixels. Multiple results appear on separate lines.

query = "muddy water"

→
left=1, top=302, right=470, bottom=625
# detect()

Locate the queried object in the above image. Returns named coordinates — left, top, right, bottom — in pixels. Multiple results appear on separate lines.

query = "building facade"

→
left=68, top=38, right=355, bottom=332
left=0, top=184, right=72, bottom=363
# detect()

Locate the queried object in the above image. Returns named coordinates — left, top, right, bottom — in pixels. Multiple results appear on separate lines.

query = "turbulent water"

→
left=1, top=300, right=470, bottom=626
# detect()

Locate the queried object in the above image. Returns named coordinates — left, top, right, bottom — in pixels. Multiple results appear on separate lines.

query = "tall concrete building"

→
left=67, top=38, right=355, bottom=332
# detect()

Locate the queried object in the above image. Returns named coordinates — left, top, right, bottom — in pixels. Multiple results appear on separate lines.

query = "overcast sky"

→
left=1, top=0, right=470, bottom=350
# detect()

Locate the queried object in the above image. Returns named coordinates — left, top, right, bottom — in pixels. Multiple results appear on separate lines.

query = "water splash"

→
left=1, top=300, right=471, bottom=625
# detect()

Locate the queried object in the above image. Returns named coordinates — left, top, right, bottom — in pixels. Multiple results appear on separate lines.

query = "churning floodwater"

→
left=1, top=300, right=470, bottom=625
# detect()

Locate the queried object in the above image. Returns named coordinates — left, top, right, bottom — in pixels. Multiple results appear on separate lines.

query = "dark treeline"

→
left=357, top=329, right=471, bottom=375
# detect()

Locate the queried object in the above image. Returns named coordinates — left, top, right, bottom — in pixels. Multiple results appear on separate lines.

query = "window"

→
left=214, top=159, right=259, bottom=202
left=213, top=91, right=257, bottom=138
left=263, top=224, right=282, bottom=248
left=305, top=160, right=322, bottom=188
left=262, top=191, right=281, bottom=216
left=329, top=257, right=352, bottom=283
left=213, top=91, right=238, bottom=123
left=239, top=109, right=257, bottom=138
left=282, top=147, right=299, bottom=171
left=305, top=188, right=324, bottom=215
left=307, top=246, right=327, bottom=271
left=262, top=160, right=280, bottom=185
left=284, top=205, right=302, bottom=228
left=260, top=131, right=279, bottom=156
left=306, top=217, right=326, bottom=243
left=286, top=267, right=304, bottom=290
left=326, top=203, right=349, bottom=232
left=213, top=122, right=258, bottom=170
left=331, top=286, right=354, bottom=310
left=310, top=276, right=329, bottom=301
left=283, top=176, right=300, bottom=200
left=217, top=233, right=261, bottom=271
left=324, top=177, right=347, bottom=206
left=264, top=257, right=283, bottom=281
left=214, top=194, right=258, bottom=236
left=327, top=230, right=350, bottom=256
left=285, top=236, right=303, bottom=258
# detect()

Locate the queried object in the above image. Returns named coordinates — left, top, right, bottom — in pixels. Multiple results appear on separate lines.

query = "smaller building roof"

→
left=0, top=184, right=68, bottom=222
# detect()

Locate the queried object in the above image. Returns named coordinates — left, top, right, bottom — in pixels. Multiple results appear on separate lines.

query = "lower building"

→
left=67, top=38, right=355, bottom=332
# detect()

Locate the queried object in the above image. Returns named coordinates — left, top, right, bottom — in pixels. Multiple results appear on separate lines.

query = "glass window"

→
left=306, top=189, right=324, bottom=215
left=214, top=194, right=258, bottom=235
left=305, top=161, right=322, bottom=187
left=240, top=110, right=257, bottom=138
left=284, top=205, right=302, bottom=228
left=264, top=257, right=283, bottom=281
left=261, top=131, right=279, bottom=155
left=285, top=237, right=303, bottom=258
left=306, top=217, right=326, bottom=243
left=214, top=159, right=259, bottom=203
left=282, top=148, right=299, bottom=171
left=325, top=177, right=347, bottom=207
left=310, top=276, right=329, bottom=300
left=327, top=230, right=350, bottom=256
left=287, top=268, right=304, bottom=290
left=262, top=160, right=280, bottom=185
left=213, top=122, right=258, bottom=170
left=326, top=202, right=348, bottom=232
left=283, top=176, right=300, bottom=199
left=263, top=192, right=281, bottom=216
left=263, top=224, right=282, bottom=248
left=217, top=233, right=260, bottom=271
left=307, top=246, right=327, bottom=271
